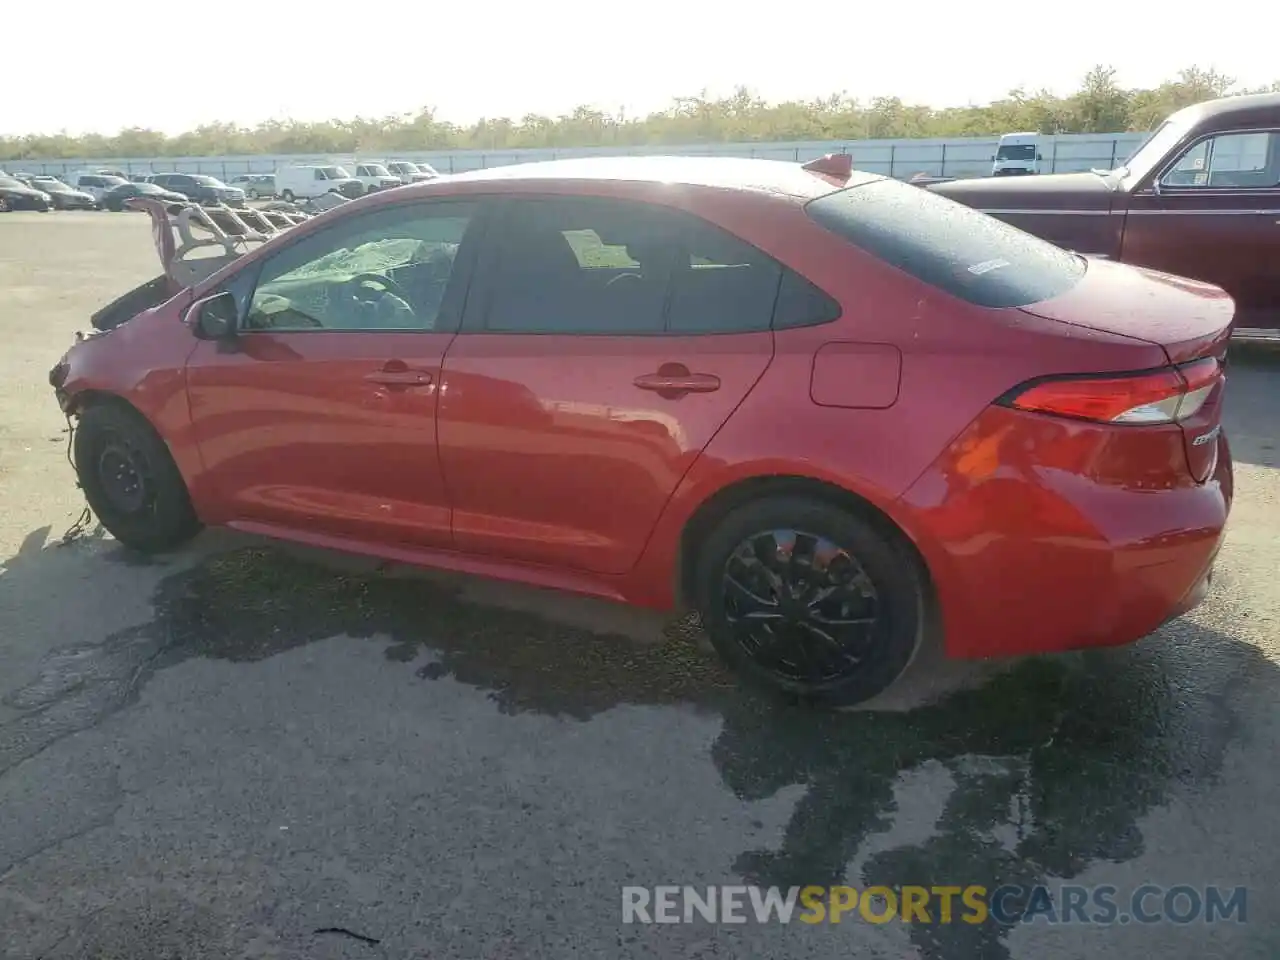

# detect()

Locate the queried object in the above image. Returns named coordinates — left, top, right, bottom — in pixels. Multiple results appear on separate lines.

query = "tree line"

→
left=3, top=66, right=1277, bottom=162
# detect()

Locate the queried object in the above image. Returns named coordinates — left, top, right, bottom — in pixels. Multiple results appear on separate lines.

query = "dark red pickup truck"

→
left=930, top=92, right=1280, bottom=340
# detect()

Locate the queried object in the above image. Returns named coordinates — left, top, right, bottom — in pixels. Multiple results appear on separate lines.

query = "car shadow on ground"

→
left=1, top=528, right=1272, bottom=960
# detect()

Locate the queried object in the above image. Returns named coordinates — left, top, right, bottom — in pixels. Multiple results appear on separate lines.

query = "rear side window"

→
left=805, top=178, right=1085, bottom=308
left=666, top=220, right=781, bottom=334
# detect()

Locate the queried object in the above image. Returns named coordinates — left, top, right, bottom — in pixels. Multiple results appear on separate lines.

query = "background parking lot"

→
left=1, top=212, right=1278, bottom=959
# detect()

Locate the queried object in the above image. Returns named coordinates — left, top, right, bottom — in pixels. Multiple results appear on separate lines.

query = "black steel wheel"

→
left=694, top=496, right=925, bottom=708
left=74, top=402, right=201, bottom=552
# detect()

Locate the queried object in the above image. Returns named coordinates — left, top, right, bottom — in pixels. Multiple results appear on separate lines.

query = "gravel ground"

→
left=0, top=211, right=1277, bottom=959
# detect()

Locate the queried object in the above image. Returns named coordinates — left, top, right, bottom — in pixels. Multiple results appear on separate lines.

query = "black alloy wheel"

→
left=695, top=496, right=925, bottom=708
left=723, top=528, right=881, bottom=686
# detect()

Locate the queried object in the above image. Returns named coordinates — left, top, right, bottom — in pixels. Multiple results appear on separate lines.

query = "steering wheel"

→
left=346, top=272, right=413, bottom=305
left=342, top=272, right=417, bottom=327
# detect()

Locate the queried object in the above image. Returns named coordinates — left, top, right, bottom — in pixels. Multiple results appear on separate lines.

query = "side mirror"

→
left=1036, top=153, right=1043, bottom=161
left=188, top=291, right=239, bottom=340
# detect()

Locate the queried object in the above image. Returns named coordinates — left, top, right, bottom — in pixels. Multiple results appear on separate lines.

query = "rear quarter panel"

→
left=626, top=219, right=1170, bottom=608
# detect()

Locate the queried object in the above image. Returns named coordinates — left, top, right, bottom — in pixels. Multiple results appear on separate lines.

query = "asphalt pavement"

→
left=0, top=212, right=1277, bottom=959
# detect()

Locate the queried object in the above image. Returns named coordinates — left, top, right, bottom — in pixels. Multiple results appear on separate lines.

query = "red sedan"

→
left=51, top=156, right=1234, bottom=707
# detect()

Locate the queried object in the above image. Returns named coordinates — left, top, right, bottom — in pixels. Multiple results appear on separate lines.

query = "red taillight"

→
left=1002, top=357, right=1222, bottom=425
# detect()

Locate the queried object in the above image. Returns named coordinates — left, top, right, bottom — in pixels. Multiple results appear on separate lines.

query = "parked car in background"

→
left=129, top=174, right=154, bottom=183
left=229, top=173, right=276, bottom=199
left=386, top=160, right=437, bottom=183
left=931, top=91, right=1280, bottom=338
left=52, top=155, right=1233, bottom=708
left=148, top=173, right=246, bottom=207
left=381, top=160, right=432, bottom=183
left=32, top=178, right=99, bottom=210
left=100, top=181, right=187, bottom=211
left=0, top=176, right=53, bottom=211
left=274, top=164, right=364, bottom=202
left=351, top=162, right=403, bottom=194
left=70, top=173, right=130, bottom=203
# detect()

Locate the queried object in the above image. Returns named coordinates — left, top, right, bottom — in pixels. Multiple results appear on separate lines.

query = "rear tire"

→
left=247, top=188, right=260, bottom=199
left=73, top=402, right=201, bottom=553
left=693, top=496, right=924, bottom=708
left=281, top=189, right=295, bottom=203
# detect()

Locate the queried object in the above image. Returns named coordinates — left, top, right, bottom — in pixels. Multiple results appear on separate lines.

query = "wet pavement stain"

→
left=2, top=544, right=1267, bottom=959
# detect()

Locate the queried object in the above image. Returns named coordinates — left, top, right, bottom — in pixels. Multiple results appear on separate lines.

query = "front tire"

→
left=693, top=496, right=924, bottom=708
left=73, top=402, right=201, bottom=553
left=281, top=189, right=295, bottom=203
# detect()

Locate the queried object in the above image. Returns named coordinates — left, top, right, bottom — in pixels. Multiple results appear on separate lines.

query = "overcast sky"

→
left=2, top=2, right=1273, bottom=136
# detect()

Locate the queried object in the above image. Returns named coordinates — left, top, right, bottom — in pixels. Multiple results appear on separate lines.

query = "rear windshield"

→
left=805, top=178, right=1085, bottom=308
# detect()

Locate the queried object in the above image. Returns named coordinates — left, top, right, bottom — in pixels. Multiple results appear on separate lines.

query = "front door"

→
left=436, top=194, right=780, bottom=575
left=1123, top=129, right=1280, bottom=330
left=185, top=198, right=483, bottom=549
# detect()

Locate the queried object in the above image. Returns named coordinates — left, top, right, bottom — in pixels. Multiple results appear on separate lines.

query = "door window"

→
left=1161, top=131, right=1279, bottom=188
left=483, top=197, right=678, bottom=334
left=480, top=196, right=829, bottom=335
left=666, top=219, right=783, bottom=334
left=244, top=202, right=477, bottom=333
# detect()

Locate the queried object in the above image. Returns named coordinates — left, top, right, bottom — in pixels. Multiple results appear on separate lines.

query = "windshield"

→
left=1113, top=120, right=1189, bottom=180
left=0, top=177, right=26, bottom=189
left=996, top=144, right=1036, bottom=161
left=191, top=175, right=226, bottom=187
left=102, top=176, right=128, bottom=186
left=389, top=163, right=411, bottom=173
left=136, top=183, right=166, bottom=194
left=365, top=164, right=392, bottom=177
left=318, top=166, right=350, bottom=180
left=417, top=163, right=439, bottom=176
left=806, top=178, right=1085, bottom=309
left=38, top=179, right=70, bottom=191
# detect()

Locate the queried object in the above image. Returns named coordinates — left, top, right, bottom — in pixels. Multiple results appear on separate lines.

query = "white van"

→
left=991, top=132, right=1043, bottom=176
left=350, top=162, right=404, bottom=194
left=274, top=164, right=364, bottom=202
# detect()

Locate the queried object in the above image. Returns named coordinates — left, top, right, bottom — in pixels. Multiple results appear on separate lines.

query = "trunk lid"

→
left=1018, top=258, right=1235, bottom=364
left=1019, top=258, right=1233, bottom=483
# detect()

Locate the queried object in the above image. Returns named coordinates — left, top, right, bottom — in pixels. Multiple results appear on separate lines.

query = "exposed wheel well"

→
left=677, top=475, right=934, bottom=610
left=67, top=389, right=137, bottom=418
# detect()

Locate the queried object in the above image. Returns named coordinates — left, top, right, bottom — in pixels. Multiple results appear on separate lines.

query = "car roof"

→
left=1169, top=91, right=1280, bottom=129
left=435, top=156, right=878, bottom=200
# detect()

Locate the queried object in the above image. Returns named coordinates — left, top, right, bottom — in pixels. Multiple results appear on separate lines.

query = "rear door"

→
left=1123, top=129, right=1280, bottom=330
left=436, top=194, right=778, bottom=575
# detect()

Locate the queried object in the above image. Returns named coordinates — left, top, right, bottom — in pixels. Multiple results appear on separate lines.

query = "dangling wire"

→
left=58, top=413, right=95, bottom=546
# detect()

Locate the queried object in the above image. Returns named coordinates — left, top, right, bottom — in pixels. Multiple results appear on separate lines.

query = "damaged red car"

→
left=50, top=157, right=1234, bottom=707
